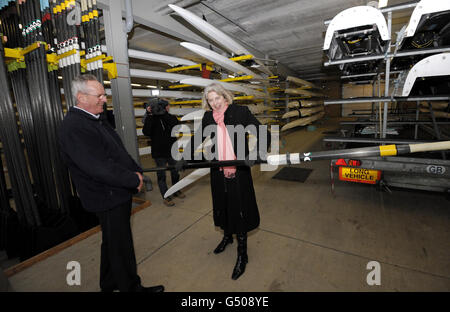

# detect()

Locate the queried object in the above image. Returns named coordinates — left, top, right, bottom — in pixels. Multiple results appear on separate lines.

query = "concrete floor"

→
left=3, top=117, right=450, bottom=292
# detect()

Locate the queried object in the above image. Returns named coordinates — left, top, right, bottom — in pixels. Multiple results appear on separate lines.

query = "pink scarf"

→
left=212, top=105, right=236, bottom=178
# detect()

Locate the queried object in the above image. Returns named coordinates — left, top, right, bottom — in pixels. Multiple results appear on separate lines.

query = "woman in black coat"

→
left=197, top=83, right=270, bottom=280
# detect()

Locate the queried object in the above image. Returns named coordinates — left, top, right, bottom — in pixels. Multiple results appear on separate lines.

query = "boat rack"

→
left=323, top=1, right=450, bottom=193
left=324, top=0, right=450, bottom=138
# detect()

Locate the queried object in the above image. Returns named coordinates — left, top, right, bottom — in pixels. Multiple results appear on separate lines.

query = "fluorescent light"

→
left=58, top=76, right=63, bottom=80
left=131, top=83, right=142, bottom=87
left=104, top=80, right=111, bottom=84
left=228, top=75, right=235, bottom=78
left=146, top=85, right=157, bottom=88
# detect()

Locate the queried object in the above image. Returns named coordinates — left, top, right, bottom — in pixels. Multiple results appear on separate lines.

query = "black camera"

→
left=145, top=98, right=169, bottom=116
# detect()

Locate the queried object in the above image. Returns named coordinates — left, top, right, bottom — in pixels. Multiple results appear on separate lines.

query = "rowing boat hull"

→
left=286, top=76, right=320, bottom=90
left=281, top=106, right=324, bottom=119
left=281, top=112, right=325, bottom=131
left=285, top=88, right=324, bottom=98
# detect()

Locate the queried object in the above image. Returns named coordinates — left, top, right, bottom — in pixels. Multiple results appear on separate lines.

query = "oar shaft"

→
left=143, top=159, right=262, bottom=172
left=409, top=141, right=450, bottom=153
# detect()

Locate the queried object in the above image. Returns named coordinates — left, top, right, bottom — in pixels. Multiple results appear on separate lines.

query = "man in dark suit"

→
left=58, top=74, right=164, bottom=292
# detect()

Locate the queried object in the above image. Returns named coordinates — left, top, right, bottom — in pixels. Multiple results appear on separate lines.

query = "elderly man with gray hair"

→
left=58, top=74, right=164, bottom=292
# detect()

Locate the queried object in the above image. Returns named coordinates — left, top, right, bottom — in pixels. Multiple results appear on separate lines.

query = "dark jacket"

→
left=58, top=107, right=142, bottom=213
left=142, top=112, right=179, bottom=159
left=194, top=104, right=270, bottom=233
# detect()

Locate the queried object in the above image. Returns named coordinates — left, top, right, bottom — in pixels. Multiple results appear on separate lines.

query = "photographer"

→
left=142, top=98, right=185, bottom=206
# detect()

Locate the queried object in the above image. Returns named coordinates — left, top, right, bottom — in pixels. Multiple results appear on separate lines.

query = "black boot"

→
left=213, top=234, right=233, bottom=254
left=231, top=233, right=248, bottom=280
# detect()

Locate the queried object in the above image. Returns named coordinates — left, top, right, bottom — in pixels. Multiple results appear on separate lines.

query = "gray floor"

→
left=3, top=118, right=450, bottom=292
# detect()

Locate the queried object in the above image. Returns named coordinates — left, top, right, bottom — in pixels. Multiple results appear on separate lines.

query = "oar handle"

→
left=143, top=167, right=172, bottom=172
left=409, top=141, right=450, bottom=153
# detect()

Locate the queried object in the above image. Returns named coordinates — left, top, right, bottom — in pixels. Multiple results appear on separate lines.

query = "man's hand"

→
left=136, top=172, right=144, bottom=192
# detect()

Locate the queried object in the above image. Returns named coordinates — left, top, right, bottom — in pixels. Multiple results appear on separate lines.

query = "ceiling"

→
left=98, top=0, right=417, bottom=84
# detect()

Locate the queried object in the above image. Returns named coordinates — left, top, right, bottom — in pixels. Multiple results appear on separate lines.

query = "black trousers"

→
left=155, top=157, right=180, bottom=198
left=95, top=199, right=141, bottom=292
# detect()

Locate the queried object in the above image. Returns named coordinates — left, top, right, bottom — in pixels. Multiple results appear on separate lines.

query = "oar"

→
left=266, top=141, right=450, bottom=165
left=153, top=141, right=450, bottom=198
left=143, top=159, right=261, bottom=173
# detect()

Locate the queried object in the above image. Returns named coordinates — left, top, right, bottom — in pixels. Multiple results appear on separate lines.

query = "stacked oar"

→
left=0, top=1, right=16, bottom=254
left=0, top=152, right=11, bottom=251
left=0, top=1, right=16, bottom=248
left=81, top=0, right=102, bottom=82
left=1, top=0, right=42, bottom=257
left=0, top=34, right=41, bottom=247
left=43, top=0, right=73, bottom=215
left=0, top=0, right=84, bottom=260
left=18, top=0, right=69, bottom=214
left=50, top=0, right=81, bottom=108
left=0, top=1, right=20, bottom=47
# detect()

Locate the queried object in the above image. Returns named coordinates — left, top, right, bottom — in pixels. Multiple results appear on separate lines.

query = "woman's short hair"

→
left=201, top=83, right=234, bottom=110
left=71, top=74, right=99, bottom=103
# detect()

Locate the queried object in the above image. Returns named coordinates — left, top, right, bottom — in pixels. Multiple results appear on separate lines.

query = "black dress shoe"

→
left=231, top=254, right=248, bottom=280
left=139, top=285, right=165, bottom=293
left=213, top=235, right=233, bottom=254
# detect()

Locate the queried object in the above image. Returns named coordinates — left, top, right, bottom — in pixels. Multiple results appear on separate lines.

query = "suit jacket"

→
left=58, top=107, right=142, bottom=212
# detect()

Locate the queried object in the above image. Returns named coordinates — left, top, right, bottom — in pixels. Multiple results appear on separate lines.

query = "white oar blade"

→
left=168, top=4, right=250, bottom=56
left=164, top=168, right=210, bottom=198
left=168, top=4, right=273, bottom=76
